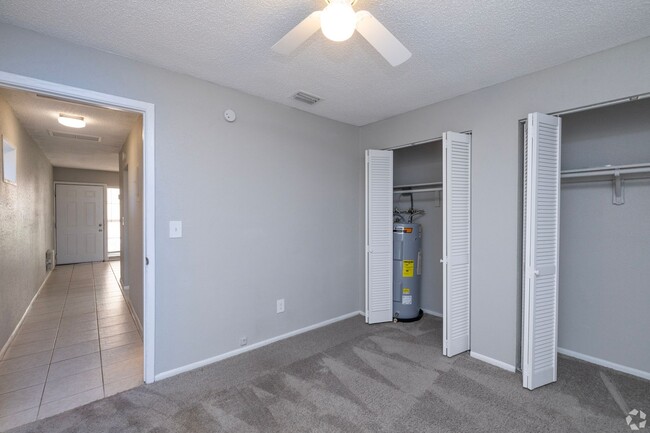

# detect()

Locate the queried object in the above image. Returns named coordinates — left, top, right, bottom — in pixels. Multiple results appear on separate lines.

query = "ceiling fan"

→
left=272, top=0, right=412, bottom=67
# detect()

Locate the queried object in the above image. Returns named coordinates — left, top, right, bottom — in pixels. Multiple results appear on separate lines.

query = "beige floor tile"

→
left=58, top=318, right=98, bottom=333
left=23, top=311, right=62, bottom=325
left=42, top=367, right=102, bottom=403
left=0, top=383, right=43, bottom=418
left=59, top=312, right=96, bottom=325
left=101, top=342, right=142, bottom=367
left=102, top=355, right=143, bottom=385
left=0, top=350, right=52, bottom=376
left=47, top=352, right=101, bottom=381
left=104, top=374, right=143, bottom=397
left=64, top=295, right=95, bottom=305
left=18, top=318, right=60, bottom=334
left=32, top=296, right=66, bottom=305
left=52, top=340, right=99, bottom=363
left=62, top=306, right=96, bottom=318
left=28, top=304, right=64, bottom=316
left=100, top=331, right=141, bottom=350
left=0, top=407, right=38, bottom=432
left=0, top=365, right=48, bottom=395
left=37, top=386, right=104, bottom=420
left=96, top=300, right=127, bottom=311
left=95, top=295, right=125, bottom=306
left=54, top=329, right=98, bottom=349
left=12, top=327, right=58, bottom=346
left=98, top=314, right=133, bottom=328
left=97, top=308, right=130, bottom=320
left=2, top=339, right=55, bottom=360
left=99, top=321, right=136, bottom=338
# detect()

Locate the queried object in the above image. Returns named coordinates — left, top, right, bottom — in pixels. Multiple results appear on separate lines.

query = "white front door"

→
left=56, top=184, right=105, bottom=265
left=442, top=131, right=472, bottom=357
left=522, top=112, right=562, bottom=390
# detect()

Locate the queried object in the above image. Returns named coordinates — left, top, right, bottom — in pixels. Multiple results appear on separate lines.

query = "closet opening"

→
left=518, top=97, right=650, bottom=390
left=392, top=139, right=444, bottom=321
left=365, top=131, right=472, bottom=357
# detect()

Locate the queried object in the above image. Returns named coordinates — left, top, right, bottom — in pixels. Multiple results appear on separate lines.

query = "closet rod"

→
left=393, top=187, right=442, bottom=194
left=561, top=163, right=650, bottom=180
left=394, top=181, right=443, bottom=189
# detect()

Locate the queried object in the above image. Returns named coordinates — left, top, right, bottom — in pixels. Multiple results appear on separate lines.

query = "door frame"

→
left=0, top=70, right=157, bottom=384
left=54, top=181, right=108, bottom=263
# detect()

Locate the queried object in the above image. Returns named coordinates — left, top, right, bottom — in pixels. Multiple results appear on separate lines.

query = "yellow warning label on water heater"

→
left=402, top=260, right=414, bottom=277
left=402, top=288, right=411, bottom=294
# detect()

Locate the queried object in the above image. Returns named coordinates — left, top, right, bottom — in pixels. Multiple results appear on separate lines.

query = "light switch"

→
left=169, top=221, right=182, bottom=238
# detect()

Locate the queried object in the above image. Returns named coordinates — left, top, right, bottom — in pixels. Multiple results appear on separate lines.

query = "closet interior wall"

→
left=393, top=141, right=443, bottom=315
left=559, top=98, right=650, bottom=375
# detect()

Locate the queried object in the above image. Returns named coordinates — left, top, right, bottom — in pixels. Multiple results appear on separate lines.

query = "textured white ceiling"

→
left=1, top=1, right=649, bottom=126
left=0, top=87, right=139, bottom=171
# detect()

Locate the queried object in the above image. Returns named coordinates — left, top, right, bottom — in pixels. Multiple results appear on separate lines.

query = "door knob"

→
left=99, top=229, right=103, bottom=232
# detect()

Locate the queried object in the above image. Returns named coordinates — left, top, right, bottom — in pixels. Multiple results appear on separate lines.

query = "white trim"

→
left=558, top=347, right=650, bottom=381
left=0, top=270, right=53, bottom=359
left=0, top=70, right=156, bottom=384
left=155, top=311, right=362, bottom=381
left=470, top=351, right=517, bottom=373
left=422, top=308, right=443, bottom=318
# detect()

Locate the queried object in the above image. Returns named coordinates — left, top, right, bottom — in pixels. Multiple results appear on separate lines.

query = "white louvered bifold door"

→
left=522, top=112, right=562, bottom=390
left=365, top=149, right=394, bottom=324
left=442, top=132, right=472, bottom=356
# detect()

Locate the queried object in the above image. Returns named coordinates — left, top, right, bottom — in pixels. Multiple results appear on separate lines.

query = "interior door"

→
left=442, top=131, right=472, bottom=357
left=56, top=184, right=105, bottom=265
left=365, top=149, right=394, bottom=324
left=522, top=112, right=562, bottom=390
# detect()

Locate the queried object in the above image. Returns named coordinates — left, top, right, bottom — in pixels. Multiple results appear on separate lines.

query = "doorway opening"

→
left=0, top=71, right=155, bottom=426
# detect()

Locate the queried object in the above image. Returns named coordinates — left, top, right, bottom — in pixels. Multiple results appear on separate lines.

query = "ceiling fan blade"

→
left=355, top=11, right=411, bottom=66
left=272, top=11, right=322, bottom=56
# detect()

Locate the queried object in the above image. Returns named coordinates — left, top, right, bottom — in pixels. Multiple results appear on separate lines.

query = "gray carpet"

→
left=9, top=315, right=650, bottom=432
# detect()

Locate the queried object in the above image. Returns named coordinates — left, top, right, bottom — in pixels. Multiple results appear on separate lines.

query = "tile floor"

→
left=0, top=262, right=143, bottom=431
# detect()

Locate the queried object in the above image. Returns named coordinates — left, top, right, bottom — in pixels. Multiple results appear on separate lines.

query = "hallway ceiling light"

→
left=58, top=113, right=86, bottom=128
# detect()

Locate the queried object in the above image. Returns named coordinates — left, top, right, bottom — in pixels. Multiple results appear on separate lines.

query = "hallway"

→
left=0, top=262, right=143, bottom=431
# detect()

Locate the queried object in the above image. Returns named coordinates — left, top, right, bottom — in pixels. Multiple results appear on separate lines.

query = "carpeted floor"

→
left=8, top=314, right=650, bottom=432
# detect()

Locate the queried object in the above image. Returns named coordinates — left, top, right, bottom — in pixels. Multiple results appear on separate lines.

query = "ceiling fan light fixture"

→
left=320, top=0, right=356, bottom=42
left=58, top=113, right=86, bottom=128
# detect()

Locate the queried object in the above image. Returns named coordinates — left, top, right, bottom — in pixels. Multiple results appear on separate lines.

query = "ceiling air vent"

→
left=292, top=91, right=322, bottom=105
left=48, top=130, right=102, bottom=142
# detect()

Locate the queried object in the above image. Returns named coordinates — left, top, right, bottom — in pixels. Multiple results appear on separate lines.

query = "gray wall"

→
left=0, top=93, right=54, bottom=350
left=359, top=37, right=650, bottom=368
left=0, top=23, right=360, bottom=375
left=393, top=141, right=443, bottom=314
left=558, top=99, right=650, bottom=373
left=53, top=167, right=119, bottom=188
left=120, top=118, right=144, bottom=326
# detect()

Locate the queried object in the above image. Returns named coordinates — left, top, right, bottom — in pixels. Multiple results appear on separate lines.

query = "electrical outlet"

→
left=276, top=299, right=285, bottom=313
left=240, top=337, right=247, bottom=346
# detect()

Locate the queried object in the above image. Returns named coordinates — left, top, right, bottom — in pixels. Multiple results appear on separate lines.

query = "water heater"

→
left=393, top=223, right=423, bottom=321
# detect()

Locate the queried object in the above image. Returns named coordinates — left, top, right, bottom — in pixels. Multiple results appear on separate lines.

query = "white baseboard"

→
left=0, top=269, right=53, bottom=359
left=115, top=282, right=143, bottom=339
left=558, top=347, right=650, bottom=381
left=470, top=351, right=516, bottom=373
left=422, top=308, right=442, bottom=318
left=155, top=311, right=363, bottom=381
